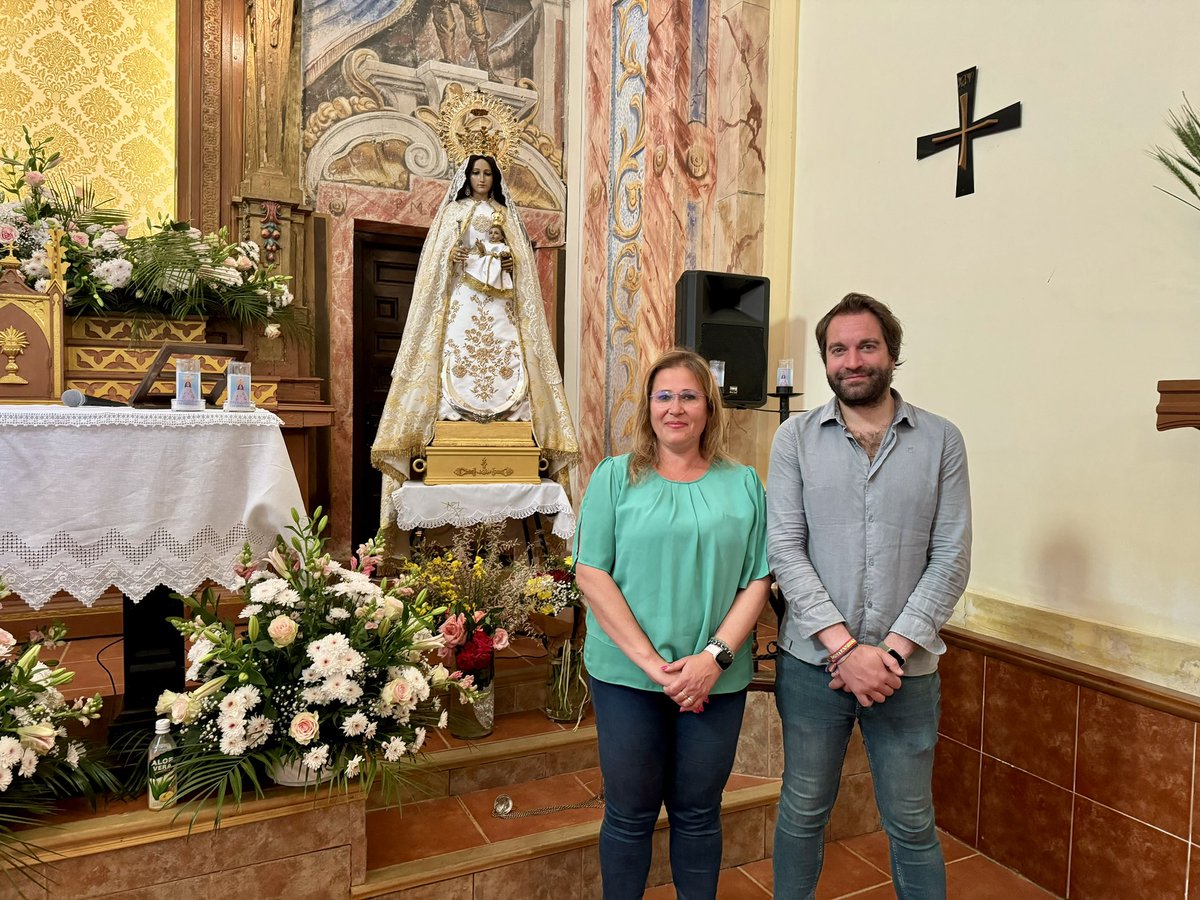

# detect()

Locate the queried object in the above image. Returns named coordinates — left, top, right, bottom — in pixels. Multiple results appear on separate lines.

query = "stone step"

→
left=394, top=707, right=600, bottom=802
left=358, top=767, right=781, bottom=899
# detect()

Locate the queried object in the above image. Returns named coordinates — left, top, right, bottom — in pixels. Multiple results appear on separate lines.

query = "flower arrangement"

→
left=512, top=555, right=589, bottom=723
left=402, top=529, right=531, bottom=738
left=402, top=529, right=529, bottom=667
left=519, top=554, right=582, bottom=622
left=0, top=579, right=117, bottom=880
left=153, top=510, right=469, bottom=823
left=0, top=127, right=295, bottom=340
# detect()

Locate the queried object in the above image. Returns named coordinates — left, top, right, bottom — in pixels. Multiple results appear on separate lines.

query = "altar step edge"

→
left=355, top=779, right=781, bottom=898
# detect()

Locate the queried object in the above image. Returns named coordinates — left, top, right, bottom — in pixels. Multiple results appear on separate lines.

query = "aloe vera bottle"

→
left=147, top=719, right=177, bottom=810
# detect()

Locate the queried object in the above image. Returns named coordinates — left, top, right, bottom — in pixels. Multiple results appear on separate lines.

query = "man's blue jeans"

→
left=591, top=677, right=747, bottom=899
left=773, top=650, right=945, bottom=900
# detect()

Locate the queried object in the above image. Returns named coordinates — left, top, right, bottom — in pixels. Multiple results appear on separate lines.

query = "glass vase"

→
left=544, top=610, right=589, bottom=723
left=450, top=649, right=496, bottom=739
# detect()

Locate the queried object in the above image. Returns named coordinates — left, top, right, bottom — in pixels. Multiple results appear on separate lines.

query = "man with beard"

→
left=766, top=292, right=972, bottom=900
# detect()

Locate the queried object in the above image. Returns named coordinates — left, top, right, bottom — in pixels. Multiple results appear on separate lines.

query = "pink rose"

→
left=439, top=613, right=467, bottom=647
left=267, top=614, right=298, bottom=647
left=112, top=224, right=129, bottom=237
left=0, top=224, right=18, bottom=244
left=24, top=171, right=44, bottom=187
left=474, top=610, right=486, bottom=623
left=288, top=711, right=319, bottom=745
left=0, top=628, right=15, bottom=660
left=492, top=628, right=510, bottom=651
left=69, top=231, right=88, bottom=248
left=383, top=677, right=413, bottom=707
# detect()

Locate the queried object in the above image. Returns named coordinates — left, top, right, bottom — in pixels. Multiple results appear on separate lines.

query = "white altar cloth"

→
left=391, top=479, right=576, bottom=539
left=0, top=405, right=305, bottom=608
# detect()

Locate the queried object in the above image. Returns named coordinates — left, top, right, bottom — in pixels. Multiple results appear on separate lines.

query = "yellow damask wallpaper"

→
left=0, top=0, right=175, bottom=226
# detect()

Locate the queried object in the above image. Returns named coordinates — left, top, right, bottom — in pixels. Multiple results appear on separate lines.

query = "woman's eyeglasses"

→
left=649, top=390, right=704, bottom=405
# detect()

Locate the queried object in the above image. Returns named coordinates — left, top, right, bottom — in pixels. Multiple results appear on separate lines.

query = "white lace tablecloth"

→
left=391, top=479, right=576, bottom=539
left=0, top=405, right=305, bottom=608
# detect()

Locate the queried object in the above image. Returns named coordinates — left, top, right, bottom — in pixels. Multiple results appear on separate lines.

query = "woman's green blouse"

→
left=574, top=454, right=769, bottom=693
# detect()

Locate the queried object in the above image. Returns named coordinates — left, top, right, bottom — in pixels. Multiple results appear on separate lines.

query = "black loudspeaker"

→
left=674, top=270, right=770, bottom=408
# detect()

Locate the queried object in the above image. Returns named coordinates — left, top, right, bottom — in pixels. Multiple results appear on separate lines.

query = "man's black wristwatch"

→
left=704, top=638, right=734, bottom=671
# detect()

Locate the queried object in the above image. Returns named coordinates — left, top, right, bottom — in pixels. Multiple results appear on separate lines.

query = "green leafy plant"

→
left=1151, top=95, right=1200, bottom=213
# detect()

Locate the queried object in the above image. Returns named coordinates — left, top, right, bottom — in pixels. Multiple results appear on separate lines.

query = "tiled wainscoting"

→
left=933, top=625, right=1200, bottom=899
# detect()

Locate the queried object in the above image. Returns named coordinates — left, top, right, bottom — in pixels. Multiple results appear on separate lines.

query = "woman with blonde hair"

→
left=574, top=348, right=771, bottom=899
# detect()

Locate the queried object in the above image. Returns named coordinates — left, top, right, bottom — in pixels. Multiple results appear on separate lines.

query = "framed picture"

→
left=129, top=343, right=249, bottom=408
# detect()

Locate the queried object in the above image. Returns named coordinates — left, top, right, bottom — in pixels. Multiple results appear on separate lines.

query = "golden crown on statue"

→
left=435, top=86, right=520, bottom=171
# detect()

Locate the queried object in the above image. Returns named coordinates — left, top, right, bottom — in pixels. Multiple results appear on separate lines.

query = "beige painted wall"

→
left=787, top=2, right=1200, bottom=661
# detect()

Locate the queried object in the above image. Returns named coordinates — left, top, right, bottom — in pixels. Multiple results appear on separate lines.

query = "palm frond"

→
left=1152, top=94, right=1200, bottom=212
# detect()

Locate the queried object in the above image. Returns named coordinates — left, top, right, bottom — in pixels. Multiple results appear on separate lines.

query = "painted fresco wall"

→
left=300, top=0, right=570, bottom=548
left=577, top=0, right=772, bottom=485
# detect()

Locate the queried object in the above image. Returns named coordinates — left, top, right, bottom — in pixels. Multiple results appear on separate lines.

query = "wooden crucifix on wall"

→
left=917, top=66, right=1021, bottom=197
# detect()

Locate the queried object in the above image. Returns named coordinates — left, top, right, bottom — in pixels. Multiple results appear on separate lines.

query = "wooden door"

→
left=352, top=230, right=425, bottom=546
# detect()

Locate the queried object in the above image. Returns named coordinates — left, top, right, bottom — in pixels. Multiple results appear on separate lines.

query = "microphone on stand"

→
left=61, top=389, right=128, bottom=408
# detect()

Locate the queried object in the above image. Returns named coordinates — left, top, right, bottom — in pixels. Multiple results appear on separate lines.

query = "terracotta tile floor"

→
left=642, top=829, right=1058, bottom=898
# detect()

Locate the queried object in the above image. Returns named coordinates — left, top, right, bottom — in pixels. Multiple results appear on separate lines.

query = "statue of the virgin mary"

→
left=371, top=93, right=579, bottom=529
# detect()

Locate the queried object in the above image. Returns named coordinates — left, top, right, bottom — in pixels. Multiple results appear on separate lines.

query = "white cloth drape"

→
left=390, top=479, right=576, bottom=538
left=0, top=405, right=305, bottom=608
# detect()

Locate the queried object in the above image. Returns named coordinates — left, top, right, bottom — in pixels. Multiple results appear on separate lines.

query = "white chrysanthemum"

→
left=186, top=637, right=215, bottom=681
left=20, top=249, right=49, bottom=279
left=306, top=633, right=352, bottom=675
left=230, top=685, right=261, bottom=709
left=18, top=749, right=38, bottom=778
left=91, top=229, right=123, bottom=253
left=92, top=257, right=132, bottom=289
left=330, top=580, right=383, bottom=602
left=239, top=604, right=262, bottom=619
left=325, top=608, right=350, bottom=623
left=245, top=716, right=273, bottom=748
left=341, top=712, right=369, bottom=737
left=65, top=742, right=81, bottom=769
left=364, top=721, right=378, bottom=739
left=382, top=737, right=407, bottom=762
left=412, top=727, right=427, bottom=753
left=345, top=754, right=363, bottom=778
left=303, top=745, right=329, bottom=771
left=301, top=685, right=330, bottom=705
left=337, top=680, right=363, bottom=704
left=220, top=733, right=248, bottom=756
left=249, top=578, right=291, bottom=606
left=0, top=767, right=12, bottom=792
left=438, top=710, right=449, bottom=729
left=33, top=278, right=49, bottom=293
left=219, top=694, right=247, bottom=717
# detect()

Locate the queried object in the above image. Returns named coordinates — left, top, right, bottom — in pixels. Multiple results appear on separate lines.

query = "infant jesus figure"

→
left=466, top=214, right=514, bottom=293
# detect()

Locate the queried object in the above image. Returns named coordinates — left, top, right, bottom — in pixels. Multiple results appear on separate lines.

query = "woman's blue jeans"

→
left=590, top=677, right=747, bottom=899
left=773, top=650, right=945, bottom=900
